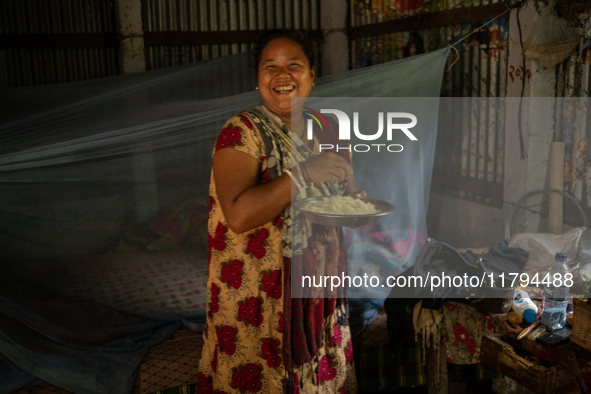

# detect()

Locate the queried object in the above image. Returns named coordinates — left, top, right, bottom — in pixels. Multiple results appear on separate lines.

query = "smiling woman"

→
left=197, top=30, right=363, bottom=393
left=256, top=37, right=315, bottom=128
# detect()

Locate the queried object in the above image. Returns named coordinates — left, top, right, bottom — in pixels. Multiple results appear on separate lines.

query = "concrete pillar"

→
left=321, top=0, right=349, bottom=76
left=503, top=0, right=557, bottom=235
left=115, top=0, right=146, bottom=74
left=115, top=1, right=154, bottom=222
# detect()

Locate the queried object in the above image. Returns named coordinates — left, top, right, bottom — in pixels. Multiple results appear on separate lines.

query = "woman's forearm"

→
left=214, top=148, right=296, bottom=234
left=222, top=174, right=292, bottom=234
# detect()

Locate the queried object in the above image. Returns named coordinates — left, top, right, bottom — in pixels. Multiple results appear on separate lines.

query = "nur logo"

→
left=303, top=108, right=418, bottom=153
left=303, top=107, right=328, bottom=137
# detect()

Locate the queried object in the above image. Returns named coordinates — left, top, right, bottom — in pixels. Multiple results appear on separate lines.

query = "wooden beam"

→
left=0, top=33, right=118, bottom=49
left=144, top=30, right=261, bottom=46
left=348, top=2, right=508, bottom=40
left=0, top=30, right=324, bottom=49
left=431, top=171, right=504, bottom=202
left=144, top=29, right=323, bottom=46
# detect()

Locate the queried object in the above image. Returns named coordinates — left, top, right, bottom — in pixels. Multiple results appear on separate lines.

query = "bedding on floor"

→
left=1, top=248, right=208, bottom=394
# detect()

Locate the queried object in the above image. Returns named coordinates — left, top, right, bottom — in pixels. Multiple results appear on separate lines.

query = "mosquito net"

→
left=0, top=47, right=449, bottom=393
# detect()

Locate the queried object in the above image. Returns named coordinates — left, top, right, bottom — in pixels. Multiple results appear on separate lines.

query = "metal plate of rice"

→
left=293, top=197, right=395, bottom=227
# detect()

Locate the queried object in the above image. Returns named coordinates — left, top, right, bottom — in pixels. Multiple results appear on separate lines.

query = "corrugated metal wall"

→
left=142, top=0, right=321, bottom=70
left=1, top=0, right=321, bottom=86
left=350, top=0, right=509, bottom=206
left=0, top=0, right=116, bottom=34
left=0, top=0, right=119, bottom=86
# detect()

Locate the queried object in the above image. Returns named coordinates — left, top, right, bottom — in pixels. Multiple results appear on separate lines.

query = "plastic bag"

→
left=509, top=227, right=588, bottom=299
left=508, top=226, right=585, bottom=275
left=523, top=0, right=581, bottom=69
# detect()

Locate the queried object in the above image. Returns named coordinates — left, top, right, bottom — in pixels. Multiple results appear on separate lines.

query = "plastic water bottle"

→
left=541, top=252, right=570, bottom=331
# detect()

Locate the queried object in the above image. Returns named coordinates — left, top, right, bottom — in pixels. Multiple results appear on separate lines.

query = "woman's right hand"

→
left=300, top=153, right=352, bottom=184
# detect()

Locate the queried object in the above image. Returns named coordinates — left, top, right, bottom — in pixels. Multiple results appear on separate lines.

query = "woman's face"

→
left=257, top=37, right=315, bottom=123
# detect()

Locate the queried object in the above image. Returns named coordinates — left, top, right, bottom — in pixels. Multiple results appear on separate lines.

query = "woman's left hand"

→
left=347, top=190, right=367, bottom=199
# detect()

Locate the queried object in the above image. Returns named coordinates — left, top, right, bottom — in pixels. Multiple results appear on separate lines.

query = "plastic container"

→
left=528, top=324, right=547, bottom=340
left=512, top=288, right=538, bottom=323
left=541, top=252, right=570, bottom=331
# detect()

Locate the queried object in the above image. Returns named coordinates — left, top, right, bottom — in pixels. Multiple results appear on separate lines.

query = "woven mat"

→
left=133, top=329, right=202, bottom=394
left=11, top=330, right=203, bottom=394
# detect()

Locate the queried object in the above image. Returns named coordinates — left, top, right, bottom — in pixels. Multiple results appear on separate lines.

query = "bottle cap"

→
left=523, top=308, right=537, bottom=323
left=555, top=252, right=567, bottom=261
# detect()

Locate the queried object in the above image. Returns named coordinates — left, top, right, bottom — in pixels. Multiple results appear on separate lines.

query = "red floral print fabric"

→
left=197, top=109, right=357, bottom=393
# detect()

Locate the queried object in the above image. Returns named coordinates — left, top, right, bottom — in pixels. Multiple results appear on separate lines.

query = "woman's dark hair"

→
left=252, top=29, right=316, bottom=72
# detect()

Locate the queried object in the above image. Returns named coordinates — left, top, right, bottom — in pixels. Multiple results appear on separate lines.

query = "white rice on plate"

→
left=301, top=196, right=378, bottom=215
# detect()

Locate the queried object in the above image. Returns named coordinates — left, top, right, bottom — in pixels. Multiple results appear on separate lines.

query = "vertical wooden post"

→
left=548, top=141, right=565, bottom=234
left=115, top=0, right=146, bottom=74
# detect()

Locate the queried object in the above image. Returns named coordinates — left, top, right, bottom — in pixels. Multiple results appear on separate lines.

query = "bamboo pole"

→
left=548, top=141, right=565, bottom=234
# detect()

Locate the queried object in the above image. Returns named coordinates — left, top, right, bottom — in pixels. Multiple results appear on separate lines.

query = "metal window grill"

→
left=349, top=0, right=509, bottom=206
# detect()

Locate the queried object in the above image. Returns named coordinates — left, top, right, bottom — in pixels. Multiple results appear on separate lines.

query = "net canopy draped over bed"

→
left=0, top=47, right=449, bottom=394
